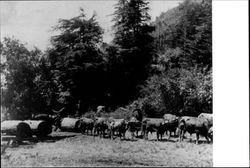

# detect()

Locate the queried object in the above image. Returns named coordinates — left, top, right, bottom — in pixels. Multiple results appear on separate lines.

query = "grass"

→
left=1, top=131, right=212, bottom=167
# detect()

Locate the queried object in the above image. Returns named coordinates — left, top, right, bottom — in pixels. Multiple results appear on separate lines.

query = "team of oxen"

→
left=36, top=112, right=213, bottom=144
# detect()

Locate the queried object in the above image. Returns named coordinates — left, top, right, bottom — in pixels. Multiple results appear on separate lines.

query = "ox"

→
left=108, top=118, right=128, bottom=140
left=80, top=117, right=94, bottom=135
left=162, top=114, right=179, bottom=140
left=142, top=118, right=166, bottom=141
left=178, top=116, right=211, bottom=144
left=198, top=113, right=213, bottom=127
left=93, top=117, right=109, bottom=137
left=127, top=117, right=142, bottom=140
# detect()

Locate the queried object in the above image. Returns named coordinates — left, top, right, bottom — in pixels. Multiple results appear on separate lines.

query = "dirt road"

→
left=1, top=131, right=212, bottom=167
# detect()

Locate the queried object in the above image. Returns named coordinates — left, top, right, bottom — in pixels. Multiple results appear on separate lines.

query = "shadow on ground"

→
left=1, top=133, right=78, bottom=150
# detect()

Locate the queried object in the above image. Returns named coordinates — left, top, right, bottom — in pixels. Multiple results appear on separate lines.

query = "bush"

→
left=109, top=107, right=131, bottom=120
left=139, top=68, right=212, bottom=117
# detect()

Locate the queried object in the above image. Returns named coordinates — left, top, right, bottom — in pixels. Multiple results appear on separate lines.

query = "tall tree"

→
left=0, top=37, right=47, bottom=119
left=111, top=0, right=155, bottom=105
left=48, top=9, right=106, bottom=115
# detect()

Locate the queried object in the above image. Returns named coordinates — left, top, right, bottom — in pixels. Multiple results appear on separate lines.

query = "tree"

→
left=138, top=0, right=212, bottom=117
left=48, top=9, right=106, bottom=115
left=110, top=0, right=155, bottom=105
left=0, top=37, right=47, bottom=119
left=153, top=0, right=212, bottom=70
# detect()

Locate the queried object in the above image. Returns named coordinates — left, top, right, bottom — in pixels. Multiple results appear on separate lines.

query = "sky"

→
left=0, top=0, right=182, bottom=51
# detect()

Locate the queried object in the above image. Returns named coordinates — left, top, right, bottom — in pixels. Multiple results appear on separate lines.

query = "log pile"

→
left=60, top=117, right=83, bottom=132
left=23, top=120, right=52, bottom=137
left=1, top=120, right=33, bottom=139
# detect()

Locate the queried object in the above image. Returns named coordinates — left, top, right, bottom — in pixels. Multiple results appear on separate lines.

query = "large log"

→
left=1, top=120, right=33, bottom=139
left=32, top=114, right=55, bottom=125
left=23, top=120, right=52, bottom=137
left=60, top=117, right=83, bottom=132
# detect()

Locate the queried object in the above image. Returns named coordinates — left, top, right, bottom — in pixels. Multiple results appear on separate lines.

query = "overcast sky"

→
left=0, top=1, right=182, bottom=51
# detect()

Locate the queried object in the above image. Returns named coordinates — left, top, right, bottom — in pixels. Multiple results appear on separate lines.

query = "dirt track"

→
left=1, top=131, right=212, bottom=167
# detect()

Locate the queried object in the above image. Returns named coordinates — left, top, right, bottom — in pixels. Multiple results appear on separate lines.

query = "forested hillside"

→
left=0, top=0, right=212, bottom=120
left=140, top=0, right=212, bottom=117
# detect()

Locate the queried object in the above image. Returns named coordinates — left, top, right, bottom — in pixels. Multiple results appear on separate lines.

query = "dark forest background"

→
left=0, top=0, right=212, bottom=120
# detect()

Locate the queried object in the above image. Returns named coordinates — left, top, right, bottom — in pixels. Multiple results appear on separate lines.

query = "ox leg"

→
left=119, top=131, right=122, bottom=140
left=144, top=131, right=148, bottom=140
left=196, top=133, right=199, bottom=144
left=209, top=134, right=213, bottom=143
left=131, top=131, right=134, bottom=140
left=111, top=129, right=114, bottom=140
left=178, top=130, right=181, bottom=142
left=189, top=133, right=193, bottom=142
left=179, top=129, right=184, bottom=142
left=86, top=127, right=88, bottom=135
left=156, top=132, right=159, bottom=141
left=99, top=130, right=102, bottom=138
left=102, top=130, right=105, bottom=138
left=123, top=132, right=126, bottom=140
left=95, top=128, right=97, bottom=136
left=91, top=127, right=94, bottom=135
left=205, top=134, right=210, bottom=143
left=146, top=131, right=149, bottom=140
left=87, top=127, right=90, bottom=135
left=102, top=129, right=105, bottom=138
left=168, top=131, right=171, bottom=140
left=97, top=129, right=100, bottom=136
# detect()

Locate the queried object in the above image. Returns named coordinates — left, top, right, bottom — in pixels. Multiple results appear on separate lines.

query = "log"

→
left=1, top=120, right=32, bottom=139
left=23, top=120, right=52, bottom=137
left=32, top=114, right=55, bottom=125
left=60, top=117, right=83, bottom=132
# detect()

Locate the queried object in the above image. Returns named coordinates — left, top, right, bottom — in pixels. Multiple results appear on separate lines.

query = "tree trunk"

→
left=1, top=120, right=33, bottom=138
left=60, top=117, right=83, bottom=132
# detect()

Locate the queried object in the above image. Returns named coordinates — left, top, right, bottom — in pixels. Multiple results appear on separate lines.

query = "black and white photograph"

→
left=0, top=0, right=248, bottom=167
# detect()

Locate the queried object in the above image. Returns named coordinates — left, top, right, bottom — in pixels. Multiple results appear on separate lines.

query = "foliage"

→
left=0, top=37, right=47, bottom=119
left=139, top=68, right=212, bottom=117
left=109, top=0, right=155, bottom=106
left=153, top=0, right=212, bottom=70
left=136, top=0, right=212, bottom=117
left=1, top=1, right=212, bottom=119
left=47, top=9, right=107, bottom=115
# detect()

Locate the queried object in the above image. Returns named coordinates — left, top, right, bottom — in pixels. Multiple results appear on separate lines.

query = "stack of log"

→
left=60, top=117, right=83, bottom=132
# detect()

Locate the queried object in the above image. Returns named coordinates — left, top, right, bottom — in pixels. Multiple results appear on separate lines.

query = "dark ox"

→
left=93, top=117, right=110, bottom=137
left=208, top=126, right=213, bottom=142
left=109, top=118, right=128, bottom=140
left=162, top=114, right=179, bottom=140
left=80, top=117, right=94, bottom=135
left=178, top=116, right=211, bottom=144
left=127, top=117, right=142, bottom=139
left=142, top=118, right=166, bottom=141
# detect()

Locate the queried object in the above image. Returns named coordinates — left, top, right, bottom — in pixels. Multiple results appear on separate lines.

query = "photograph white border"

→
left=213, top=0, right=249, bottom=166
